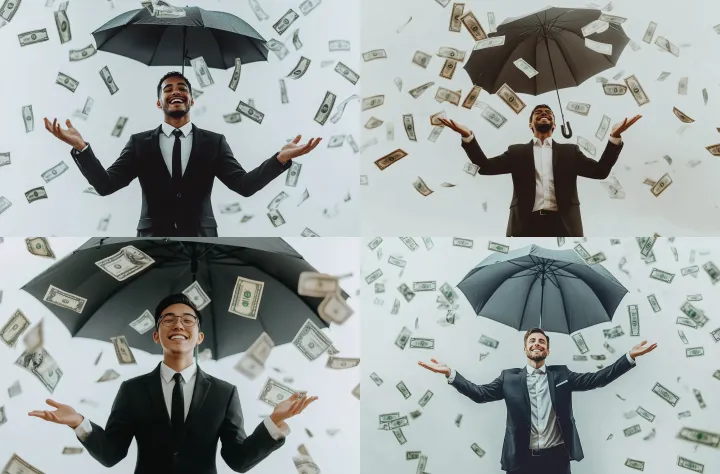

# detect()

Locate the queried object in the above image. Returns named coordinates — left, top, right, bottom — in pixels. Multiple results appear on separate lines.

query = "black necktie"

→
left=171, top=373, right=184, bottom=434
left=171, top=129, right=183, bottom=190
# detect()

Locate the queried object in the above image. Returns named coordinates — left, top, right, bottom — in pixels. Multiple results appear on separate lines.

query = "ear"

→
left=153, top=331, right=159, bottom=343
left=157, top=99, right=162, bottom=109
left=196, top=331, right=204, bottom=345
left=189, top=97, right=194, bottom=107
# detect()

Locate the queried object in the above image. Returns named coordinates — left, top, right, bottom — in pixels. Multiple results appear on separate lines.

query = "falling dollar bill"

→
left=396, top=381, right=411, bottom=399
left=273, top=9, right=298, bottom=35
left=409, top=338, right=434, bottom=349
left=25, top=186, right=47, bottom=203
left=625, top=459, right=645, bottom=471
left=18, top=28, right=49, bottom=46
left=652, top=382, right=679, bottom=406
left=362, top=49, right=387, bottom=61
left=673, top=107, right=694, bottom=123
left=409, top=81, right=434, bottom=98
left=56, top=72, right=79, bottom=93
left=395, top=326, right=411, bottom=349
left=54, top=1, right=71, bottom=44
left=334, top=61, right=359, bottom=85
left=129, top=310, right=155, bottom=335
left=513, top=58, right=538, bottom=78
left=292, top=318, right=332, bottom=361
left=110, top=335, right=136, bottom=364
left=582, top=19, right=609, bottom=36
left=228, top=276, right=264, bottom=319
left=473, top=36, right=505, bottom=50
left=412, top=50, right=432, bottom=68
left=496, top=83, right=526, bottom=114
left=677, top=428, right=719, bottom=448
left=655, top=36, right=679, bottom=57
left=374, top=149, right=408, bottom=170
left=650, top=173, right=672, bottom=197
left=624, top=75, right=649, bottom=106
left=628, top=305, right=640, bottom=336
left=585, top=38, right=612, bottom=55
left=236, top=100, right=264, bottom=124
left=677, top=456, right=704, bottom=473
left=453, top=237, right=473, bottom=248
left=182, top=281, right=211, bottom=310
left=488, top=241, right=509, bottom=253
left=459, top=11, right=486, bottom=41
left=412, top=177, right=433, bottom=196
left=1, top=309, right=31, bottom=347
left=313, top=91, right=336, bottom=125
left=703, top=262, right=720, bottom=284
left=643, top=21, right=657, bottom=43
left=2, top=453, right=46, bottom=474
left=449, top=3, right=464, bottom=31
left=571, top=333, right=589, bottom=354
left=95, top=246, right=154, bottom=281
left=603, top=84, right=627, bottom=95
left=479, top=335, right=499, bottom=349
left=577, top=136, right=596, bottom=157
left=99, top=66, right=119, bottom=95
left=567, top=102, right=591, bottom=116
left=481, top=105, right=507, bottom=129
left=258, top=377, right=299, bottom=407
left=0, top=0, right=21, bottom=22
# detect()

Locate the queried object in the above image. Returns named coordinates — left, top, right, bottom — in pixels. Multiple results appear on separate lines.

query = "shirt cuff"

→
left=71, top=144, right=89, bottom=155
left=446, top=369, right=457, bottom=384
left=263, top=416, right=290, bottom=440
left=626, top=352, right=636, bottom=365
left=608, top=135, right=622, bottom=145
left=461, top=133, right=475, bottom=143
left=73, top=416, right=92, bottom=440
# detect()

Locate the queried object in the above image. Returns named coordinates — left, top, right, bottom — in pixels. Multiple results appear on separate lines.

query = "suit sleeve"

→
left=568, top=353, right=635, bottom=391
left=449, top=371, right=505, bottom=403
left=77, top=381, right=135, bottom=467
left=460, top=136, right=513, bottom=175
left=214, top=135, right=292, bottom=197
left=70, top=138, right=138, bottom=195
left=574, top=140, right=623, bottom=179
left=220, top=386, right=285, bottom=473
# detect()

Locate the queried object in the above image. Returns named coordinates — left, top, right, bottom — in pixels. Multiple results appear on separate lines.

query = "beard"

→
left=535, top=122, right=553, bottom=133
left=162, top=102, right=190, bottom=118
left=527, top=348, right=547, bottom=361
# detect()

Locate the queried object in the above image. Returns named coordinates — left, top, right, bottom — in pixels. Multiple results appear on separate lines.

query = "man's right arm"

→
left=460, top=133, right=513, bottom=175
left=70, top=137, right=139, bottom=196
left=72, top=381, right=135, bottom=468
left=446, top=369, right=505, bottom=403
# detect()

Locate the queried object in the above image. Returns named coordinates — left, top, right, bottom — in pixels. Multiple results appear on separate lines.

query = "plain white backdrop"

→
left=0, top=237, right=360, bottom=474
left=360, top=236, right=720, bottom=474
left=0, top=0, right=360, bottom=236
left=360, top=0, right=720, bottom=236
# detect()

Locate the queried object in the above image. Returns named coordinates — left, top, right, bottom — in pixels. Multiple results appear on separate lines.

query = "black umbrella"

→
left=21, top=238, right=348, bottom=361
left=464, top=6, right=630, bottom=138
left=456, top=244, right=628, bottom=334
left=92, top=6, right=268, bottom=75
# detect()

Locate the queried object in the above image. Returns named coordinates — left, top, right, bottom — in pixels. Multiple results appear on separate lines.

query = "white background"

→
left=360, top=236, right=720, bottom=474
left=0, top=236, right=360, bottom=474
left=0, top=0, right=360, bottom=236
left=360, top=0, right=720, bottom=236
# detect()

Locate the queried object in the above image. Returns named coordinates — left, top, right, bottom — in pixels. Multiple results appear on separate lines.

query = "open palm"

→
left=418, top=358, right=451, bottom=376
left=44, top=118, right=85, bottom=148
left=28, top=399, right=81, bottom=427
left=271, top=392, right=318, bottom=423
left=277, top=135, right=322, bottom=163
left=610, top=114, right=642, bottom=138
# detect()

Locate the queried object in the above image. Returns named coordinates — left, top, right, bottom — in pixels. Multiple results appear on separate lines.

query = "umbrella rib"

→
left=553, top=271, right=573, bottom=333
left=147, top=25, right=168, bottom=66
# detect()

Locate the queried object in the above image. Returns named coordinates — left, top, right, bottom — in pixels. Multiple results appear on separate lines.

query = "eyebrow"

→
left=163, top=83, right=188, bottom=89
left=161, top=311, right=196, bottom=317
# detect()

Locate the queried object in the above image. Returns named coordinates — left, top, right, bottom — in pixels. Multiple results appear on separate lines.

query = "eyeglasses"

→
left=159, top=314, right=198, bottom=327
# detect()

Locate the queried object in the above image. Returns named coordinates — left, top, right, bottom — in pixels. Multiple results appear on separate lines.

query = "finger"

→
left=640, top=340, right=647, bottom=347
left=430, top=358, right=439, bottom=364
left=44, top=118, right=53, bottom=133
left=293, top=134, right=302, bottom=144
left=66, top=119, right=73, bottom=129
left=299, top=396, right=317, bottom=412
left=28, top=411, right=48, bottom=418
left=289, top=392, right=301, bottom=402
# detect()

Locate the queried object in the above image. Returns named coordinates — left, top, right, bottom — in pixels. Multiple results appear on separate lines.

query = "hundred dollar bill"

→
left=566, top=102, right=590, bottom=116
left=395, top=326, right=411, bottom=349
left=182, top=281, right=211, bottom=310
left=388, top=256, right=407, bottom=268
left=334, top=61, right=359, bottom=85
left=479, top=335, right=499, bottom=349
left=473, top=35, right=505, bottom=50
left=299, top=0, right=321, bottom=15
left=488, top=241, right=509, bottom=253
left=702, top=262, right=720, bottom=284
left=652, top=382, right=679, bottom=406
left=685, top=347, right=704, bottom=357
left=412, top=177, right=433, bottom=196
left=677, top=456, right=704, bottom=473
left=292, top=318, right=332, bottom=360
left=513, top=58, right=538, bottom=78
left=643, top=21, right=657, bottom=43
left=54, top=1, right=71, bottom=44
left=313, top=91, right=336, bottom=125
left=229, top=276, right=264, bottom=319
left=43, top=285, right=87, bottom=313
left=409, top=81, right=435, bottom=98
left=625, top=459, right=645, bottom=471
left=624, top=75, right=649, bottom=106
left=497, top=83, right=526, bottom=114
left=396, top=381, right=411, bottom=399
left=236, top=100, right=264, bottom=124
left=19, top=28, right=49, bottom=46
left=326, top=356, right=360, bottom=369
left=110, top=335, right=136, bottom=364
left=650, top=173, right=672, bottom=197
left=26, top=237, right=55, bottom=258
left=56, top=72, right=79, bottom=93
left=25, top=186, right=47, bottom=203
left=628, top=305, right=640, bottom=336
left=374, top=149, right=408, bottom=170
left=259, top=377, right=301, bottom=406
left=459, top=11, right=486, bottom=40
left=624, top=424, right=641, bottom=437
left=273, top=9, right=298, bottom=35
left=1, top=309, right=31, bottom=347
left=95, top=245, right=154, bottom=281
left=636, top=406, right=655, bottom=422
left=677, top=428, right=719, bottom=448
left=655, top=36, right=679, bottom=57
left=585, top=38, right=612, bottom=55
left=409, top=338, right=434, bottom=349
left=99, top=66, right=119, bottom=95
left=129, top=310, right=155, bottom=335
left=603, top=342, right=615, bottom=354
left=362, top=49, right=387, bottom=61
left=449, top=2, right=464, bottom=31
left=571, top=333, right=589, bottom=354
left=471, top=443, right=485, bottom=458
left=673, top=107, right=694, bottom=123
left=453, top=237, right=473, bottom=248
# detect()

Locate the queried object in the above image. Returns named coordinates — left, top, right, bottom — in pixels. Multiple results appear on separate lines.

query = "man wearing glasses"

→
left=29, top=293, right=318, bottom=473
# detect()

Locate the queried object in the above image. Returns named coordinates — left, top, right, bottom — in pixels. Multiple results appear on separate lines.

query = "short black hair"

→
left=524, top=327, right=549, bottom=347
left=529, top=104, right=554, bottom=123
left=155, top=293, right=202, bottom=329
left=157, top=71, right=192, bottom=98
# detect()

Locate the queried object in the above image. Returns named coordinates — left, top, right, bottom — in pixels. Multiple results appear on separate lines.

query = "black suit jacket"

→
left=460, top=137, right=623, bottom=237
left=70, top=124, right=292, bottom=236
left=78, top=363, right=285, bottom=474
left=450, top=354, right=634, bottom=472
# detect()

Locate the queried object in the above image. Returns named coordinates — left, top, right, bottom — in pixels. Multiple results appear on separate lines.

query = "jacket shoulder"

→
left=503, top=368, right=522, bottom=375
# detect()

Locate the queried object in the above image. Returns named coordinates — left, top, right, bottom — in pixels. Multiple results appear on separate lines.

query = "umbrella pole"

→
left=539, top=274, right=545, bottom=329
left=181, top=26, right=187, bottom=76
left=543, top=37, right=572, bottom=139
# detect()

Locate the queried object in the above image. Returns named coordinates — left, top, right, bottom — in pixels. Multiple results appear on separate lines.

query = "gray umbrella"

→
left=21, top=237, right=348, bottom=360
left=463, top=6, right=630, bottom=138
left=456, top=244, right=628, bottom=334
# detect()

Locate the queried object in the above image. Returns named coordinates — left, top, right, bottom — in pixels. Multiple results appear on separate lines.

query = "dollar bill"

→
left=574, top=244, right=592, bottom=260
left=95, top=245, right=154, bottom=281
left=678, top=329, right=689, bottom=344
left=480, top=105, right=507, bottom=129
left=333, top=61, right=359, bottom=85
left=25, top=186, right=47, bottom=203
left=99, top=66, right=119, bottom=95
left=497, top=83, right=526, bottom=114
left=409, top=81, right=435, bottom=98
left=649, top=268, right=675, bottom=283
left=636, top=406, right=655, bottom=422
left=586, top=252, right=606, bottom=264
left=409, top=338, right=434, bottom=349
left=362, top=95, right=384, bottom=112
left=650, top=173, right=672, bottom=197
left=22, top=104, right=34, bottom=133
left=62, top=447, right=83, bottom=455
left=374, top=149, right=408, bottom=170
left=128, top=310, right=155, bottom=335
left=378, top=415, right=408, bottom=430
left=406, top=451, right=421, bottom=460
left=292, top=318, right=332, bottom=360
left=369, top=372, right=384, bottom=386
left=298, top=0, right=321, bottom=15
left=54, top=2, right=71, bottom=44
left=655, top=36, right=679, bottom=57
left=234, top=332, right=274, bottom=379
left=603, top=84, right=627, bottom=96
left=365, top=269, right=383, bottom=285
left=247, top=0, right=269, bottom=20
left=582, top=19, right=609, bottom=36
left=642, top=21, right=657, bottom=43
left=479, top=335, right=499, bottom=349
left=398, top=283, right=415, bottom=302
left=439, top=282, right=458, bottom=304
left=43, top=285, right=86, bottom=313
left=235, top=100, right=264, bottom=124
left=488, top=241, right=509, bottom=253
left=96, top=368, right=120, bottom=383
left=677, top=77, right=689, bottom=96
left=25, top=237, right=55, bottom=259
left=513, top=58, right=538, bottom=78
left=571, top=333, right=589, bottom=354
left=412, top=50, right=432, bottom=68
left=273, top=8, right=298, bottom=35
left=677, top=317, right=697, bottom=329
left=624, top=424, right=641, bottom=437
left=2, top=453, right=46, bottom=474
left=419, top=389, right=434, bottom=407
left=672, top=106, right=694, bottom=123
left=702, top=262, right=720, bottom=284
left=439, top=58, right=458, bottom=79
left=328, top=40, right=350, bottom=52
left=0, top=152, right=9, bottom=168
left=677, top=456, right=704, bottom=473
left=624, top=74, right=649, bottom=106
left=393, top=428, right=407, bottom=444
left=398, top=114, right=417, bottom=141
left=625, top=459, right=645, bottom=471
left=712, top=327, right=720, bottom=342
left=677, top=427, right=719, bottom=448
left=453, top=237, right=473, bottom=248
left=462, top=85, right=482, bottom=109
left=19, top=28, right=49, bottom=46
left=685, top=347, right=704, bottom=357
left=396, top=381, right=411, bottom=399
left=110, top=335, right=136, bottom=364
left=325, top=356, right=359, bottom=369
left=181, top=280, right=211, bottom=310
left=448, top=2, right=464, bottom=31
left=680, top=302, right=708, bottom=327
left=435, top=87, right=461, bottom=105
left=227, top=276, right=265, bottom=320
left=1, top=309, right=31, bottom=347
left=223, top=113, right=242, bottom=124
left=413, top=281, right=436, bottom=292
left=460, top=11, right=486, bottom=40
left=0, top=0, right=21, bottom=22
left=437, top=46, right=465, bottom=61
left=473, top=36, right=505, bottom=50
left=111, top=117, right=128, bottom=137
left=313, top=91, right=336, bottom=125
left=471, top=443, right=486, bottom=458
left=585, top=38, right=612, bottom=55
left=55, top=72, right=78, bottom=93
left=291, top=28, right=302, bottom=50
left=226, top=57, right=242, bottom=91
left=391, top=298, right=400, bottom=314
left=259, top=377, right=301, bottom=406
left=603, top=326, right=624, bottom=339
left=566, top=102, right=590, bottom=116
left=594, top=115, right=611, bottom=141
left=412, top=177, right=433, bottom=196
left=395, top=326, right=411, bottom=349
left=628, top=305, right=640, bottom=336
left=652, top=382, right=679, bottom=406
left=362, top=49, right=387, bottom=61
left=265, top=38, right=289, bottom=60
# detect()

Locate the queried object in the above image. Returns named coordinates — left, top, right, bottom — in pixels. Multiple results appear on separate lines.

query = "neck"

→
left=533, top=130, right=552, bottom=142
left=527, top=358, right=546, bottom=369
left=163, top=352, right=194, bottom=372
left=164, top=115, right=190, bottom=129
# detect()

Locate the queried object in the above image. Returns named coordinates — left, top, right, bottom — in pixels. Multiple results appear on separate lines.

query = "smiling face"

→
left=530, top=106, right=555, bottom=135
left=157, top=76, right=193, bottom=118
left=153, top=303, right=203, bottom=356
left=524, top=331, right=549, bottom=362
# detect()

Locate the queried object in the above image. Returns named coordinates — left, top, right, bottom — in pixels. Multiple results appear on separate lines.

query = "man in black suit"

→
left=419, top=328, right=657, bottom=474
left=438, top=108, right=641, bottom=237
left=44, top=72, right=321, bottom=237
left=29, top=293, right=318, bottom=474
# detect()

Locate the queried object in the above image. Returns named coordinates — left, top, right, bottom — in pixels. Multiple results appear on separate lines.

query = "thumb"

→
left=65, top=119, right=73, bottom=129
left=46, top=399, right=61, bottom=408
left=293, top=134, right=301, bottom=144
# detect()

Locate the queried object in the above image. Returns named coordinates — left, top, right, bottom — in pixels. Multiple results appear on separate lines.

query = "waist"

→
left=530, top=443, right=565, bottom=457
left=532, top=209, right=558, bottom=216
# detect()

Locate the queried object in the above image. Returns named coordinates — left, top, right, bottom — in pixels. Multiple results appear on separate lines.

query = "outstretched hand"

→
left=609, top=114, right=642, bottom=138
left=28, top=399, right=83, bottom=428
left=418, top=358, right=451, bottom=376
left=629, top=340, right=657, bottom=359
left=270, top=392, right=318, bottom=428
left=44, top=118, right=86, bottom=150
left=277, top=135, right=321, bottom=164
left=436, top=118, right=472, bottom=138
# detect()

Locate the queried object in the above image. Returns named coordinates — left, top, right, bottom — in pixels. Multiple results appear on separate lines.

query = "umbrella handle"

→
left=561, top=121, right=572, bottom=139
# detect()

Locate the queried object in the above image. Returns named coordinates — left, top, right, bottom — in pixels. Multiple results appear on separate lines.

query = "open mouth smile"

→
left=169, top=334, right=189, bottom=342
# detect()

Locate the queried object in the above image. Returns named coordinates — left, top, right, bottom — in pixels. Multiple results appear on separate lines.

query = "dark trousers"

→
left=136, top=227, right=219, bottom=237
left=513, top=445, right=571, bottom=474
left=521, top=210, right=569, bottom=237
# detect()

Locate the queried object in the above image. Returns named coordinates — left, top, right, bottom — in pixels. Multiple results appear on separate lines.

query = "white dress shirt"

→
left=75, top=121, right=194, bottom=177
left=461, top=132, right=622, bottom=211
left=74, top=361, right=288, bottom=441
left=446, top=352, right=635, bottom=449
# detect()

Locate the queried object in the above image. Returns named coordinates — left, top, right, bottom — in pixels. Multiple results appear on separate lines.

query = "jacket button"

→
left=177, top=192, right=181, bottom=198
left=174, top=223, right=178, bottom=228
left=174, top=452, right=178, bottom=456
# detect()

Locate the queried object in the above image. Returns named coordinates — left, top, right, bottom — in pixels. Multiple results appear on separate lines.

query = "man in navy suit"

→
left=419, top=328, right=657, bottom=473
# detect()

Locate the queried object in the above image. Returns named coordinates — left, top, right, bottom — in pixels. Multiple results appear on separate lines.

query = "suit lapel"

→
left=547, top=366, right=557, bottom=410
left=518, top=369, right=531, bottom=420
left=147, top=362, right=171, bottom=428
left=150, top=125, right=172, bottom=182
left=181, top=364, right=211, bottom=437
left=551, top=142, right=559, bottom=177
left=182, top=124, right=203, bottom=183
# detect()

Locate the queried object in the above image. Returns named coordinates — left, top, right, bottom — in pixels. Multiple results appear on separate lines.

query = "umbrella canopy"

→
left=456, top=244, right=628, bottom=334
left=92, top=6, right=268, bottom=71
left=21, top=238, right=348, bottom=360
left=464, top=6, right=630, bottom=138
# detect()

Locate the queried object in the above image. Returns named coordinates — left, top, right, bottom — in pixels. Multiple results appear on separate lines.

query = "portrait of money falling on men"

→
left=0, top=236, right=361, bottom=474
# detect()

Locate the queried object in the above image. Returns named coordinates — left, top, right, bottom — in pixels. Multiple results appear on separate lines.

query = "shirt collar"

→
left=526, top=364, right=546, bottom=375
left=160, top=361, right=197, bottom=384
left=161, top=120, right=193, bottom=138
left=533, top=136, right=553, bottom=147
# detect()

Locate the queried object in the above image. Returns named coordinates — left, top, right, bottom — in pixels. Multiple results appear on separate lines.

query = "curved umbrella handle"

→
left=561, top=121, right=572, bottom=139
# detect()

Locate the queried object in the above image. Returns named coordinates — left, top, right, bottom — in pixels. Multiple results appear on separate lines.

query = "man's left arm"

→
left=568, top=352, right=635, bottom=391
left=219, top=386, right=286, bottom=473
left=574, top=135, right=623, bottom=180
left=214, top=135, right=292, bottom=198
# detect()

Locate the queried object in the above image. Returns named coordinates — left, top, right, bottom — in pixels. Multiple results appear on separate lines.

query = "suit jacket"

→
left=70, top=124, right=292, bottom=236
left=78, top=362, right=285, bottom=474
left=451, top=354, right=634, bottom=472
left=460, top=137, right=624, bottom=237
